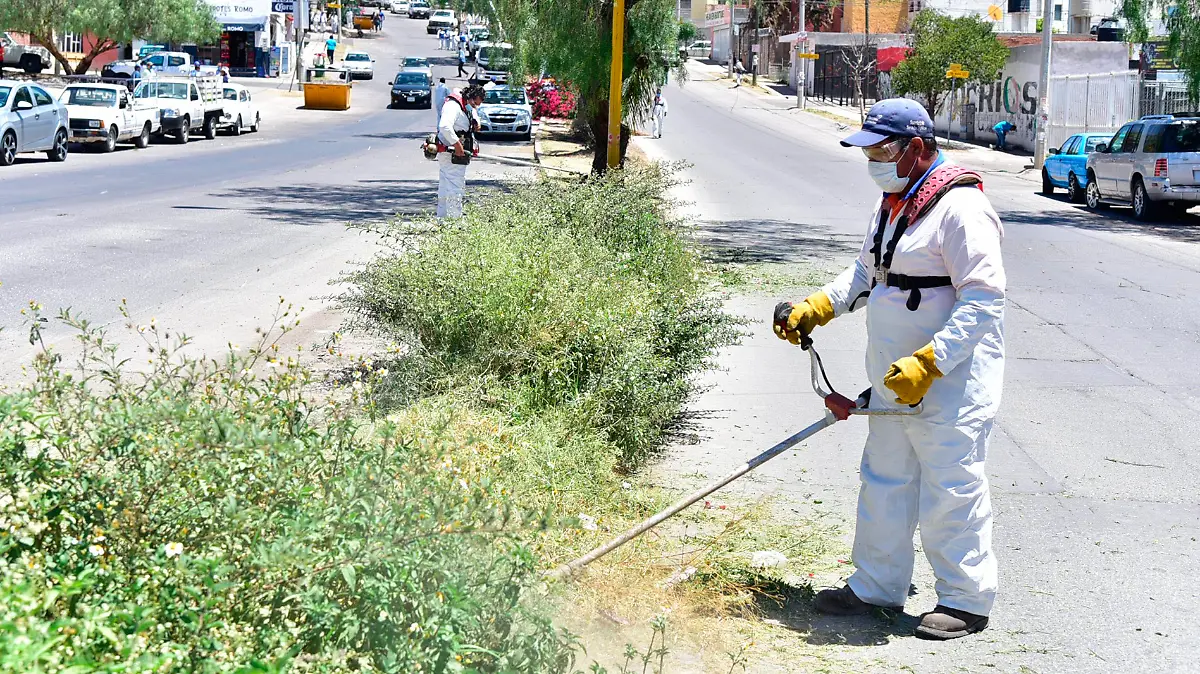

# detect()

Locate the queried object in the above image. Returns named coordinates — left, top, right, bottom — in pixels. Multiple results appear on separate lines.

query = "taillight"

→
left=1155, top=158, right=1168, bottom=177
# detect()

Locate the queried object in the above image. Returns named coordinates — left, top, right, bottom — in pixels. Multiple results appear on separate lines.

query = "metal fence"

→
left=812, top=45, right=879, bottom=107
left=1139, top=80, right=1195, bottom=117
left=1046, top=70, right=1139, bottom=150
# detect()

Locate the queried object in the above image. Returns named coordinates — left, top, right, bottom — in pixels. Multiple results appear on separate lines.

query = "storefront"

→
left=201, top=0, right=273, bottom=75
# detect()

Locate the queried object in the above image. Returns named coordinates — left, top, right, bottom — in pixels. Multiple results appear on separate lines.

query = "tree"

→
left=0, top=0, right=219, bottom=75
left=842, top=35, right=876, bottom=122
left=1122, top=0, right=1200, bottom=104
left=890, top=9, right=1009, bottom=117
left=678, top=20, right=698, bottom=46
left=495, top=0, right=684, bottom=173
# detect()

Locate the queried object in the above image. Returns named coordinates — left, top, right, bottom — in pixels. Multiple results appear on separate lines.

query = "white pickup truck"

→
left=102, top=51, right=219, bottom=79
left=132, top=76, right=226, bottom=144
left=60, top=83, right=161, bottom=151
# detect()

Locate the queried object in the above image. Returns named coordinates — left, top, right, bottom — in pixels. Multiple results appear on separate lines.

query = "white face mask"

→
left=867, top=160, right=911, bottom=194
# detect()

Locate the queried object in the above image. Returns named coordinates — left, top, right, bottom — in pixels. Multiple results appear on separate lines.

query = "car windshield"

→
left=484, top=88, right=525, bottom=104
left=134, top=82, right=189, bottom=99
left=0, top=87, right=9, bottom=108
left=403, top=57, right=428, bottom=67
left=346, top=53, right=370, bottom=61
left=395, top=72, right=429, bottom=85
left=1083, top=136, right=1108, bottom=152
left=434, top=10, right=452, bottom=16
left=1163, top=122, right=1200, bottom=152
left=65, top=87, right=118, bottom=106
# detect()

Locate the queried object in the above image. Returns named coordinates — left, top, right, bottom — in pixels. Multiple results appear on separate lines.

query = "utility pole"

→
left=796, top=0, right=806, bottom=109
left=607, top=0, right=626, bottom=169
left=727, top=0, right=734, bottom=78
left=751, top=7, right=758, bottom=86
left=1034, top=0, right=1053, bottom=168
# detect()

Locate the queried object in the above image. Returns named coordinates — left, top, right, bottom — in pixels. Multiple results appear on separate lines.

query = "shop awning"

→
left=222, top=21, right=267, bottom=31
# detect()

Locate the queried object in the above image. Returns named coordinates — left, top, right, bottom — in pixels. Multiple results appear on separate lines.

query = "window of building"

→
left=58, top=32, right=83, bottom=54
left=1053, top=4, right=1062, bottom=20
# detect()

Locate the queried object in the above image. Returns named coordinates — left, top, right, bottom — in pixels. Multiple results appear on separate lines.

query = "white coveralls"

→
left=433, top=83, right=449, bottom=125
left=819, top=170, right=1005, bottom=617
left=437, top=96, right=473, bottom=218
left=651, top=96, right=668, bottom=138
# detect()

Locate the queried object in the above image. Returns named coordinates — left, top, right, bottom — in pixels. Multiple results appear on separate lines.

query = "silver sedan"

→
left=0, top=79, right=69, bottom=166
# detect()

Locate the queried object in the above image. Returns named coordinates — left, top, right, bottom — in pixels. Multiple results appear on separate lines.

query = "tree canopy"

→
left=0, top=0, right=219, bottom=74
left=1122, top=0, right=1200, bottom=103
left=891, top=9, right=1009, bottom=117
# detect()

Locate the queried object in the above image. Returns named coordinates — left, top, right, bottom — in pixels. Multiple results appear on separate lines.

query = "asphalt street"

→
left=0, top=18, right=530, bottom=366
left=643, top=73, right=1200, bottom=672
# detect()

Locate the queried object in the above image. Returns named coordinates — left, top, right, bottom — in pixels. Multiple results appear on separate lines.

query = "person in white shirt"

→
left=436, top=84, right=485, bottom=218
left=433, top=77, right=449, bottom=125
left=651, top=88, right=668, bottom=138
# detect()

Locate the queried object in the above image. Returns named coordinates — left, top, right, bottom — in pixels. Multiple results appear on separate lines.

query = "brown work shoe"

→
left=915, top=605, right=989, bottom=640
left=812, top=584, right=901, bottom=616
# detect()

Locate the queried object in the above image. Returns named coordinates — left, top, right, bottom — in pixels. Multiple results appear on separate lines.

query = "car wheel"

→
left=251, top=114, right=261, bottom=133
left=232, top=115, right=243, bottom=136
left=522, top=130, right=532, bottom=142
left=203, top=115, right=217, bottom=140
left=46, top=129, right=68, bottom=162
left=1067, top=173, right=1083, bottom=203
left=1132, top=178, right=1158, bottom=221
left=1041, top=168, right=1054, bottom=195
left=1085, top=177, right=1107, bottom=210
left=134, top=122, right=151, bottom=148
left=103, top=125, right=118, bottom=153
left=0, top=131, right=16, bottom=167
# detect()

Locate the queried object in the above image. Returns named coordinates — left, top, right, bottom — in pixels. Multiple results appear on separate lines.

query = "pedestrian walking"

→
left=732, top=58, right=746, bottom=87
left=326, top=34, right=337, bottom=64
left=374, top=10, right=382, bottom=31
left=992, top=120, right=1015, bottom=151
left=437, top=83, right=486, bottom=218
left=456, top=46, right=468, bottom=78
left=774, top=98, right=1005, bottom=641
left=434, top=77, right=449, bottom=125
left=651, top=88, right=668, bottom=138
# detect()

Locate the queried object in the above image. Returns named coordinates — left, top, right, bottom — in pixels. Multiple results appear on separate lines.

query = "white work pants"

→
left=652, top=108, right=665, bottom=137
left=845, top=414, right=998, bottom=616
left=437, top=153, right=467, bottom=218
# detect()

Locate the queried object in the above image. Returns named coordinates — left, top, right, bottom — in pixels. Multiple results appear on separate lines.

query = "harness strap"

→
left=885, top=273, right=953, bottom=311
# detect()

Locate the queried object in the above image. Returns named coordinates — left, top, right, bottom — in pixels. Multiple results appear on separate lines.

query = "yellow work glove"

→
left=883, top=343, right=943, bottom=405
left=772, top=292, right=835, bottom=345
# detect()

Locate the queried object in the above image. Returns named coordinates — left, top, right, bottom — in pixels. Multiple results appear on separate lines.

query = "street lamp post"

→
left=797, top=0, right=806, bottom=109
left=1034, top=0, right=1053, bottom=168
left=607, top=0, right=625, bottom=169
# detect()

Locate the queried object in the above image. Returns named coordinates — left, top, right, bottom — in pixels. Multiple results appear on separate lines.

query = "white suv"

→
left=1086, top=114, right=1200, bottom=220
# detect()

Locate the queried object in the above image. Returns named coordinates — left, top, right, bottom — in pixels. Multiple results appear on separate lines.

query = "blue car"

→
left=1042, top=132, right=1113, bottom=202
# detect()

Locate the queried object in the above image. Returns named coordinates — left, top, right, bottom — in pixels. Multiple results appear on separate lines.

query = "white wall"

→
left=932, top=42, right=1131, bottom=151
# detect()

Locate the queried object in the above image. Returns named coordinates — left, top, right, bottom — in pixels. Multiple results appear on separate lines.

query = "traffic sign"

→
left=796, top=52, right=820, bottom=59
left=945, top=68, right=969, bottom=79
left=949, top=63, right=962, bottom=70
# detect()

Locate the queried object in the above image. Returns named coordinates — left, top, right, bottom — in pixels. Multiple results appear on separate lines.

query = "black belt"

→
left=884, top=273, right=952, bottom=311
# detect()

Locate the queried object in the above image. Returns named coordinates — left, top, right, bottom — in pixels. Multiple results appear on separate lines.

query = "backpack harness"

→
left=435, top=93, right=478, bottom=159
left=856, top=164, right=984, bottom=312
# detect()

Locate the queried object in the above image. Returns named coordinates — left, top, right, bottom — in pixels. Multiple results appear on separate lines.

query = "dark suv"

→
left=1086, top=113, right=1200, bottom=220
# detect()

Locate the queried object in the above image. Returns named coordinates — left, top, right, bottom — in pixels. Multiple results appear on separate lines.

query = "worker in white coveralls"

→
left=436, top=84, right=485, bottom=218
left=773, top=98, right=1005, bottom=640
left=651, top=88, right=668, bottom=138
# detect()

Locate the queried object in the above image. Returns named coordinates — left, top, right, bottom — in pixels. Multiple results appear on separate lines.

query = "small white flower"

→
left=408, top=622, right=420, bottom=633
left=266, top=361, right=280, bottom=370
left=352, top=381, right=364, bottom=391
left=578, top=513, right=598, bottom=531
left=621, top=481, right=632, bottom=490
left=164, top=542, right=183, bottom=558
left=88, top=544, right=105, bottom=557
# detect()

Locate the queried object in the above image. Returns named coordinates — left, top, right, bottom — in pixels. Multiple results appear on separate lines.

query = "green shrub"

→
left=341, top=165, right=739, bottom=469
left=0, top=305, right=578, bottom=673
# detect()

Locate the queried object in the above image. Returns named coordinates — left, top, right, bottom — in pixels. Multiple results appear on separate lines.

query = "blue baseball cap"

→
left=840, top=98, right=936, bottom=147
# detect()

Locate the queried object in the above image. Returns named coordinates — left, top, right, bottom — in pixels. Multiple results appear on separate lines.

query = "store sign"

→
left=272, top=0, right=295, bottom=12
left=204, top=0, right=271, bottom=27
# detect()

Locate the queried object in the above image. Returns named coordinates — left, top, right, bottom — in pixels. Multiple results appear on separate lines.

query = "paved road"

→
left=644, top=72, right=1199, bottom=673
left=0, top=19, right=530, bottom=365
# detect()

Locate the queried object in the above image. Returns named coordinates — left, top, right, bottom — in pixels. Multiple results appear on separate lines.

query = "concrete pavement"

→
left=0, top=18, right=532, bottom=371
left=640, top=64, right=1200, bottom=673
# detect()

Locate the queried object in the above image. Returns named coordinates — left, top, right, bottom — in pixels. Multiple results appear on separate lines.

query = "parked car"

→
left=103, top=51, right=219, bottom=79
left=1040, top=132, right=1112, bottom=202
left=59, top=83, right=160, bottom=152
left=218, top=84, right=261, bottom=135
left=473, top=42, right=512, bottom=84
left=1086, top=113, right=1200, bottom=220
left=475, top=84, right=532, bottom=140
left=466, top=25, right=490, bottom=58
left=0, top=80, right=68, bottom=166
left=427, top=9, right=456, bottom=33
left=0, top=33, right=50, bottom=74
left=391, top=70, right=433, bottom=108
left=392, top=0, right=409, bottom=13
left=408, top=1, right=431, bottom=19
left=132, top=76, right=226, bottom=144
left=401, top=56, right=430, bottom=69
left=683, top=40, right=711, bottom=58
left=341, top=51, right=376, bottom=80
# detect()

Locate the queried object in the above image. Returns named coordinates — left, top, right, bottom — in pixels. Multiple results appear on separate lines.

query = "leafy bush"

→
left=0, top=305, right=579, bottom=673
left=526, top=80, right=577, bottom=120
left=341, top=164, right=738, bottom=470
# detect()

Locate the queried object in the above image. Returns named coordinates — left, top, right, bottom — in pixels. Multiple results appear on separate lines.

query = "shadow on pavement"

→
left=355, top=130, right=431, bottom=139
left=217, top=178, right=509, bottom=224
left=697, top=219, right=861, bottom=264
left=748, top=580, right=916, bottom=648
left=1013, top=198, right=1200, bottom=244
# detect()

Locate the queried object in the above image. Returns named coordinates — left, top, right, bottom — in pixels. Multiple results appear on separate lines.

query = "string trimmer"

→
left=546, top=334, right=923, bottom=580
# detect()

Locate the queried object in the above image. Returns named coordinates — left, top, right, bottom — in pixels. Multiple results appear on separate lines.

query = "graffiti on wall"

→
left=960, top=76, right=1039, bottom=147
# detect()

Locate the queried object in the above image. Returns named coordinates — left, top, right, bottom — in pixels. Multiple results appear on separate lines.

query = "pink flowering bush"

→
left=526, top=79, right=577, bottom=119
